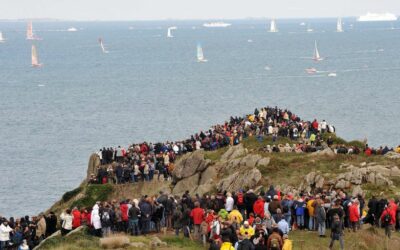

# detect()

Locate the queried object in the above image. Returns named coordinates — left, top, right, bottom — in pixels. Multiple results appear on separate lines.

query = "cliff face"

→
left=171, top=142, right=400, bottom=198
left=171, top=145, right=269, bottom=195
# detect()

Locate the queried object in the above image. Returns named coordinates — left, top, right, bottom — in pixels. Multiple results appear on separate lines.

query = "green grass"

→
left=289, top=226, right=400, bottom=250
left=321, top=133, right=365, bottom=148
left=162, top=236, right=206, bottom=249
left=37, top=228, right=204, bottom=250
left=37, top=228, right=99, bottom=250
left=71, top=184, right=114, bottom=209
left=204, top=147, right=229, bottom=162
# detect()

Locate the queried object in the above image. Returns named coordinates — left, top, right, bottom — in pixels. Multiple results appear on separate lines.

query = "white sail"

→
left=31, top=45, right=42, bottom=67
left=197, top=44, right=207, bottom=62
left=167, top=26, right=177, bottom=38
left=98, top=38, right=109, bottom=53
left=0, top=32, right=4, bottom=42
left=270, top=19, right=278, bottom=32
left=337, top=17, right=343, bottom=32
left=313, top=40, right=323, bottom=61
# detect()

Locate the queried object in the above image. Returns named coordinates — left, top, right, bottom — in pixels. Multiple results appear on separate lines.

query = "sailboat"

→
left=307, top=24, right=314, bottom=32
left=26, top=21, right=41, bottom=40
left=269, top=19, right=278, bottom=32
left=98, top=38, right=109, bottom=53
left=197, top=43, right=207, bottom=62
left=31, top=45, right=42, bottom=67
left=167, top=26, right=177, bottom=38
left=0, top=32, right=5, bottom=43
left=337, top=17, right=344, bottom=32
left=313, top=40, right=324, bottom=61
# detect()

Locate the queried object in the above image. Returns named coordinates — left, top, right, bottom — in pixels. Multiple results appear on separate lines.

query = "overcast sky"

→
left=1, top=0, right=399, bottom=20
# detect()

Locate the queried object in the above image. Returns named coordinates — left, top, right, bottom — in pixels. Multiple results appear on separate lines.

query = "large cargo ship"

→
left=357, top=12, right=397, bottom=22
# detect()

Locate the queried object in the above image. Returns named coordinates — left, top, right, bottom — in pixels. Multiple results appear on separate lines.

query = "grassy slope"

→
left=290, top=225, right=400, bottom=250
left=37, top=225, right=400, bottom=250
left=204, top=135, right=400, bottom=199
left=36, top=228, right=203, bottom=250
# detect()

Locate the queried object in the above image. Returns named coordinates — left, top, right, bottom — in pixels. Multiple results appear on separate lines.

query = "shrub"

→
left=61, top=187, right=83, bottom=202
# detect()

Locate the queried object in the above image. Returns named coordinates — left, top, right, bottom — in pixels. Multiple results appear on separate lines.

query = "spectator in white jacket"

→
left=225, top=193, right=234, bottom=212
left=0, top=220, right=13, bottom=249
left=91, top=203, right=102, bottom=237
left=60, top=209, right=73, bottom=236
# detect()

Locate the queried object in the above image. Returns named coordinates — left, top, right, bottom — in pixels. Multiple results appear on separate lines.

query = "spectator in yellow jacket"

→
left=228, top=207, right=243, bottom=224
left=307, top=198, right=315, bottom=230
left=239, top=221, right=255, bottom=237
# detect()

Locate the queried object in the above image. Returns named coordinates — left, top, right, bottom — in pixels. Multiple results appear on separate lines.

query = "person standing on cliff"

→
left=36, top=213, right=46, bottom=242
left=0, top=219, right=13, bottom=250
left=349, top=200, right=360, bottom=232
left=190, top=201, right=204, bottom=241
left=60, top=209, right=73, bottom=236
left=90, top=204, right=102, bottom=237
left=380, top=203, right=396, bottom=238
left=45, top=212, right=57, bottom=237
left=329, top=214, right=344, bottom=250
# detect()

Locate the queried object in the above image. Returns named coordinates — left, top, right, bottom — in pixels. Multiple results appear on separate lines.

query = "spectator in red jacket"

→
left=80, top=208, right=89, bottom=226
left=253, top=196, right=265, bottom=218
left=380, top=204, right=396, bottom=238
left=72, top=207, right=81, bottom=229
left=120, top=202, right=129, bottom=232
left=365, top=147, right=372, bottom=156
left=190, top=201, right=204, bottom=241
left=349, top=200, right=360, bottom=232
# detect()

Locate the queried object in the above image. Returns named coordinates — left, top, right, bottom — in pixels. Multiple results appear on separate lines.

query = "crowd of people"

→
left=2, top=106, right=400, bottom=250
left=0, top=212, right=57, bottom=250
left=2, top=187, right=400, bottom=250
left=89, top=106, right=400, bottom=185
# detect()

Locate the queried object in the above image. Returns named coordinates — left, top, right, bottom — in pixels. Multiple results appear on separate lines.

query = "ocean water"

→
left=0, top=19, right=400, bottom=217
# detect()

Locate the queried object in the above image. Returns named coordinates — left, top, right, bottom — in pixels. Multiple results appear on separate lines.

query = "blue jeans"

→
left=0, top=241, right=9, bottom=250
left=129, top=219, right=140, bottom=235
left=130, top=173, right=136, bottom=183
left=141, top=218, right=150, bottom=234
left=318, top=221, right=326, bottom=236
left=309, top=216, right=315, bottom=230
left=297, top=215, right=304, bottom=227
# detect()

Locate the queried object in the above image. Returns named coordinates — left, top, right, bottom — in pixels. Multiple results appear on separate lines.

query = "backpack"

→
left=237, top=193, right=244, bottom=205
left=102, top=211, right=110, bottom=224
left=383, top=212, right=391, bottom=225
left=270, top=238, right=280, bottom=250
